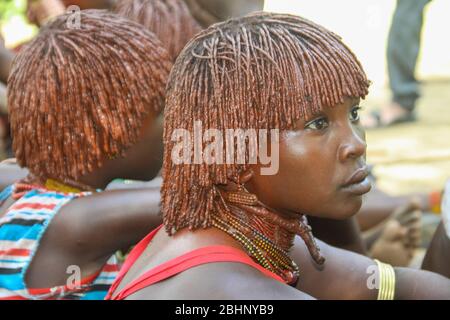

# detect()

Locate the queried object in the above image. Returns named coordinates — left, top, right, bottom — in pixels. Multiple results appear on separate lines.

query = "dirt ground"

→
left=364, top=80, right=450, bottom=196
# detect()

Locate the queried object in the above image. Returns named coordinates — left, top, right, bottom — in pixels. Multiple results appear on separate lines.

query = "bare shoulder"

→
left=127, top=261, right=315, bottom=300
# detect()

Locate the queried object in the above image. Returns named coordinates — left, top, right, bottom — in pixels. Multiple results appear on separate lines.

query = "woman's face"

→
left=121, top=112, right=164, bottom=181
left=100, top=111, right=164, bottom=182
left=247, top=97, right=371, bottom=220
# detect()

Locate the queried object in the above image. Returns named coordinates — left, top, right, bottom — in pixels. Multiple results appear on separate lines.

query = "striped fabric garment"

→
left=0, top=185, right=119, bottom=300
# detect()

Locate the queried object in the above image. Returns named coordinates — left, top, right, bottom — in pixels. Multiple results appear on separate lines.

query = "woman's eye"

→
left=349, top=106, right=362, bottom=122
left=305, top=117, right=329, bottom=130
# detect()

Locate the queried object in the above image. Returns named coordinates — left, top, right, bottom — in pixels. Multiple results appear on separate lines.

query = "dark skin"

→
left=111, top=98, right=450, bottom=299
left=247, top=99, right=369, bottom=221
left=1, top=0, right=383, bottom=261
left=1, top=113, right=164, bottom=188
left=0, top=113, right=164, bottom=288
left=0, top=103, right=443, bottom=290
left=77, top=114, right=164, bottom=189
left=422, top=222, right=450, bottom=278
left=308, top=190, right=426, bottom=257
left=308, top=216, right=367, bottom=254
left=357, top=188, right=428, bottom=232
left=0, top=161, right=417, bottom=257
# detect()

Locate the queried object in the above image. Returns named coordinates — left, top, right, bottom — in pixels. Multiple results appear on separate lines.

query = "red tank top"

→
left=106, top=225, right=285, bottom=300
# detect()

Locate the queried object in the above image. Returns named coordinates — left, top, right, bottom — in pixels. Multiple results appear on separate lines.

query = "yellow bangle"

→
left=374, top=259, right=396, bottom=300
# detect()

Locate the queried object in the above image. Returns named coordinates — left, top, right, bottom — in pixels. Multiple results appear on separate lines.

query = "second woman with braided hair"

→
left=0, top=10, right=171, bottom=300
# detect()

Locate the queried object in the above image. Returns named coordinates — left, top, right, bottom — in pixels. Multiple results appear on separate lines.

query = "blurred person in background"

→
left=363, top=0, right=432, bottom=128
left=184, top=0, right=265, bottom=27
left=26, top=0, right=116, bottom=26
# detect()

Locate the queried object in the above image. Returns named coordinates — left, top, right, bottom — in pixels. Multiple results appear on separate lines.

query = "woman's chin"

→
left=312, top=197, right=363, bottom=220
left=337, top=197, right=363, bottom=219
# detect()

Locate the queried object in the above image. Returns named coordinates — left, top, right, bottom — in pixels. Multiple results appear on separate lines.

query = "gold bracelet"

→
left=374, top=259, right=396, bottom=300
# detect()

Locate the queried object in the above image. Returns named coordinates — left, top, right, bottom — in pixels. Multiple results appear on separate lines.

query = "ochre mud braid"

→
left=114, top=0, right=202, bottom=60
left=162, top=12, right=370, bottom=269
left=8, top=10, right=172, bottom=184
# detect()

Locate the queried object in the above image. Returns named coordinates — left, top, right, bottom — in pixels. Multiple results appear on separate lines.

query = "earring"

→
left=227, top=188, right=258, bottom=206
left=226, top=171, right=258, bottom=206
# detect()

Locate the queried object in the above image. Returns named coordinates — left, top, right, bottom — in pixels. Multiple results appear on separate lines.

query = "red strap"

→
left=106, top=225, right=163, bottom=299
left=111, top=245, right=284, bottom=300
left=107, top=229, right=285, bottom=300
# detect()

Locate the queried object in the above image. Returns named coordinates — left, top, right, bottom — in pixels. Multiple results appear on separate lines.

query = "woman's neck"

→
left=211, top=184, right=325, bottom=280
left=211, top=188, right=301, bottom=284
left=223, top=202, right=296, bottom=252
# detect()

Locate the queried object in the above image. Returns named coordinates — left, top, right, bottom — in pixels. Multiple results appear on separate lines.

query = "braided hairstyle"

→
left=114, top=0, right=202, bottom=60
left=8, top=9, right=172, bottom=183
left=162, top=12, right=370, bottom=252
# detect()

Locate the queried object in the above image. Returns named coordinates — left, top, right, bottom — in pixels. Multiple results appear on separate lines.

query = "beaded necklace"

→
left=13, top=177, right=96, bottom=199
left=212, top=206, right=300, bottom=286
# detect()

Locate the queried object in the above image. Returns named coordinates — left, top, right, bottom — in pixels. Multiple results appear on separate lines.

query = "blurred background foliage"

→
left=0, top=0, right=37, bottom=48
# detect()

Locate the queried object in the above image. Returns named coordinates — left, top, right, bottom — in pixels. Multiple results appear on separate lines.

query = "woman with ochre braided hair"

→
left=107, top=12, right=450, bottom=300
left=0, top=10, right=171, bottom=300
left=0, top=0, right=439, bottom=269
left=112, top=0, right=427, bottom=267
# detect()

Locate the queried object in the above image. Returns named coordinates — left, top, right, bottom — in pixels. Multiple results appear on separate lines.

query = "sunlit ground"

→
left=366, top=82, right=450, bottom=195
left=265, top=0, right=450, bottom=195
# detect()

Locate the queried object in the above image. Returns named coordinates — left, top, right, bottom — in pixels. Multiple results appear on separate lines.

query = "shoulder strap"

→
left=105, top=225, right=163, bottom=299
left=109, top=245, right=284, bottom=300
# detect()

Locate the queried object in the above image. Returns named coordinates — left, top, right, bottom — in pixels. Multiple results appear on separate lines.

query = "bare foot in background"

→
left=361, top=102, right=416, bottom=129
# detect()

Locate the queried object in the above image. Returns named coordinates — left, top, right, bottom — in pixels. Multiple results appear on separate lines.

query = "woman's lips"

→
left=341, top=176, right=372, bottom=195
left=341, top=167, right=372, bottom=195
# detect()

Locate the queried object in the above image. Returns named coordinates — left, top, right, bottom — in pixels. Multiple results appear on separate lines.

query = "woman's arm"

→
left=421, top=222, right=450, bottom=278
left=25, top=187, right=163, bottom=288
left=0, top=161, right=162, bottom=254
left=291, top=236, right=450, bottom=299
left=53, top=187, right=163, bottom=261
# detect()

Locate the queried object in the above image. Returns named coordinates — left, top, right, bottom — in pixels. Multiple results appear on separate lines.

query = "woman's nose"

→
left=338, top=125, right=367, bottom=162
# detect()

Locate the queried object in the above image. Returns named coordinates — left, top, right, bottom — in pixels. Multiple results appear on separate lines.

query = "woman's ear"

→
left=241, top=166, right=261, bottom=195
left=220, top=168, right=255, bottom=192
left=238, top=168, right=254, bottom=184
